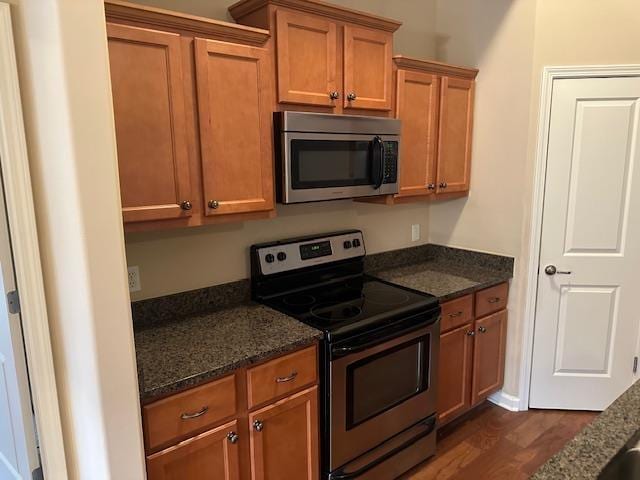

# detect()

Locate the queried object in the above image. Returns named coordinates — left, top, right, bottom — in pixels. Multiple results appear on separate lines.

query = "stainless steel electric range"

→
left=251, top=230, right=441, bottom=480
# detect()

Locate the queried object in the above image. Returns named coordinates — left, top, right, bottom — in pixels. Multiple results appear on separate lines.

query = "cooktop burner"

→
left=263, top=274, right=437, bottom=337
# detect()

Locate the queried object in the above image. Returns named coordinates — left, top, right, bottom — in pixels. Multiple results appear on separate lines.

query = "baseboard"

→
left=488, top=390, right=521, bottom=412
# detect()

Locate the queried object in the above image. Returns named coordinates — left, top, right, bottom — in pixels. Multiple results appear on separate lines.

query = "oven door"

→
left=282, top=132, right=399, bottom=204
left=329, top=318, right=439, bottom=471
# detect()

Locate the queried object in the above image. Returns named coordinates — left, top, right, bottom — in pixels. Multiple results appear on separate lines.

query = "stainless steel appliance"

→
left=251, top=230, right=440, bottom=480
left=274, top=112, right=401, bottom=203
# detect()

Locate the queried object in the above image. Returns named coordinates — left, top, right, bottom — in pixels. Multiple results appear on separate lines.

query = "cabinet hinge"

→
left=7, top=290, right=20, bottom=314
left=634, top=356, right=638, bottom=374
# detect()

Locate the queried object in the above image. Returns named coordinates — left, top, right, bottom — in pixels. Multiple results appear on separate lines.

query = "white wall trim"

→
left=0, top=3, right=68, bottom=478
left=488, top=390, right=521, bottom=412
left=518, top=64, right=640, bottom=412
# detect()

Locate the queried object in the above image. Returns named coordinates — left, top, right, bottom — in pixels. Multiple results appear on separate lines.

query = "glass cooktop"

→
left=263, top=275, right=438, bottom=338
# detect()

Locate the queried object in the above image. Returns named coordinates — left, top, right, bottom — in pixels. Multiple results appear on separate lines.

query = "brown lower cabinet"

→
left=142, top=344, right=319, bottom=480
left=437, top=283, right=509, bottom=426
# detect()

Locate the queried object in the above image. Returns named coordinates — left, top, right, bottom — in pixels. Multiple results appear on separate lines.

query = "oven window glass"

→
left=346, top=336, right=429, bottom=429
left=290, top=140, right=372, bottom=189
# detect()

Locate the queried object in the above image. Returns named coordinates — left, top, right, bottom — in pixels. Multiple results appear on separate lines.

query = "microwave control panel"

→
left=383, top=141, right=399, bottom=184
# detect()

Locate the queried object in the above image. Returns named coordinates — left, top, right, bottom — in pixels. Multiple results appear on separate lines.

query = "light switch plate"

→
left=411, top=224, right=420, bottom=242
left=128, top=266, right=141, bottom=292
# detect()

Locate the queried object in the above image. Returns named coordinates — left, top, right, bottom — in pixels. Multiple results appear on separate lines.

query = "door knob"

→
left=544, top=265, right=572, bottom=275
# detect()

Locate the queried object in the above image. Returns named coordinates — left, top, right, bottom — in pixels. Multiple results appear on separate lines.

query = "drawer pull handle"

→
left=180, top=406, right=208, bottom=420
left=448, top=311, right=463, bottom=318
left=488, top=297, right=501, bottom=304
left=276, top=371, right=298, bottom=383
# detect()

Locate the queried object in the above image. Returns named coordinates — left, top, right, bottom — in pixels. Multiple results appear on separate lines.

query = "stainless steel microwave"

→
left=275, top=111, right=401, bottom=204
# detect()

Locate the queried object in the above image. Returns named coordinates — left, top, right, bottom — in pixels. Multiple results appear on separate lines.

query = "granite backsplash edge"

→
left=131, top=243, right=514, bottom=329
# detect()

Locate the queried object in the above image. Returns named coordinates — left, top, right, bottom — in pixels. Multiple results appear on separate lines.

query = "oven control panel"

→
left=254, top=231, right=365, bottom=275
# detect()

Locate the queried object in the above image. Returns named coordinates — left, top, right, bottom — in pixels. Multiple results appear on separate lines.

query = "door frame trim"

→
left=519, top=64, right=640, bottom=411
left=0, top=4, right=68, bottom=477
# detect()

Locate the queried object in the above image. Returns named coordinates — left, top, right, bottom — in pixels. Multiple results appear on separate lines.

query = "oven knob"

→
left=352, top=239, right=361, bottom=248
left=265, top=254, right=275, bottom=263
left=343, top=240, right=352, bottom=249
left=277, top=252, right=287, bottom=261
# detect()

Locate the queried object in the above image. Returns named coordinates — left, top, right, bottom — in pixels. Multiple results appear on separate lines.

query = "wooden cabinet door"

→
left=276, top=10, right=338, bottom=108
left=194, top=39, right=274, bottom=216
left=436, top=76, right=475, bottom=194
left=343, top=26, right=393, bottom=111
left=395, top=70, right=439, bottom=197
left=107, top=23, right=192, bottom=223
left=471, top=310, right=507, bottom=405
left=249, top=386, right=319, bottom=480
left=147, top=420, right=240, bottom=480
left=437, top=323, right=474, bottom=426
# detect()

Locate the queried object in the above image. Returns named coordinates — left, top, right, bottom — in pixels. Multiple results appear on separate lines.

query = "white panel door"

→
left=0, top=171, right=39, bottom=477
left=530, top=76, right=640, bottom=410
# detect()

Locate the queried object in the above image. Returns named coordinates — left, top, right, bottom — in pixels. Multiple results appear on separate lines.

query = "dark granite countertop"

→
left=532, top=379, right=640, bottom=479
left=369, top=245, right=513, bottom=301
left=134, top=303, right=322, bottom=402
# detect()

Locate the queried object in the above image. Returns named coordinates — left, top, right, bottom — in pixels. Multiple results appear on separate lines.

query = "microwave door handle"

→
left=371, top=136, right=385, bottom=189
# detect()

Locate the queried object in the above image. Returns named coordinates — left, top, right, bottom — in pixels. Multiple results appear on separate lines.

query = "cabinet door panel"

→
left=249, top=386, right=319, bottom=480
left=472, top=310, right=507, bottom=405
left=436, top=76, right=474, bottom=194
left=343, top=26, right=392, bottom=111
left=276, top=11, right=338, bottom=107
left=437, top=323, right=474, bottom=426
left=107, top=23, right=192, bottom=223
left=147, top=420, right=240, bottom=480
left=195, top=39, right=274, bottom=216
left=395, top=70, right=439, bottom=197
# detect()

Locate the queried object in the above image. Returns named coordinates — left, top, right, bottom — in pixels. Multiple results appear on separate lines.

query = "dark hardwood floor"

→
left=402, top=403, right=597, bottom=480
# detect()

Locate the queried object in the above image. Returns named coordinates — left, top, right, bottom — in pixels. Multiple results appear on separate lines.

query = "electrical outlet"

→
left=411, top=224, right=420, bottom=242
left=128, top=266, right=141, bottom=293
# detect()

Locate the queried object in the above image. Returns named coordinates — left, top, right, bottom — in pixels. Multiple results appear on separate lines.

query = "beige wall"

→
left=8, top=0, right=145, bottom=478
left=133, top=0, right=438, bottom=58
left=431, top=0, right=538, bottom=396
left=125, top=0, right=438, bottom=301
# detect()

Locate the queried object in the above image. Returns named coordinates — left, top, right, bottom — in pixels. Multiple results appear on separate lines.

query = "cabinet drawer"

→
left=247, top=345, right=317, bottom=409
left=143, top=374, right=237, bottom=452
left=475, top=283, right=509, bottom=318
left=440, top=294, right=474, bottom=332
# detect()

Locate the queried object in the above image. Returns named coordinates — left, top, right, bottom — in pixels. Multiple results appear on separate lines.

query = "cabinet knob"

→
left=180, top=200, right=192, bottom=210
left=227, top=432, right=239, bottom=444
left=347, top=92, right=357, bottom=101
left=329, top=91, right=340, bottom=100
left=253, top=420, right=264, bottom=432
left=466, top=330, right=475, bottom=337
left=208, top=200, right=219, bottom=209
left=439, top=182, right=448, bottom=189
left=478, top=326, right=487, bottom=333
left=427, top=183, right=436, bottom=190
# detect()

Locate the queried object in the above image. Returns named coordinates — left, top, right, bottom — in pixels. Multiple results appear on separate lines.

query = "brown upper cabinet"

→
left=105, top=1, right=276, bottom=232
left=107, top=23, right=193, bottom=223
left=363, top=56, right=478, bottom=204
left=229, top=0, right=400, bottom=114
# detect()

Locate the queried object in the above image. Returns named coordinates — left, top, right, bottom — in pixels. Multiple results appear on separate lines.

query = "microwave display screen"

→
left=291, top=140, right=372, bottom=189
left=300, top=240, right=332, bottom=260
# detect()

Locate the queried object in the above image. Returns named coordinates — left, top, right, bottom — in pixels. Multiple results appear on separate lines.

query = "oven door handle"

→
left=331, top=320, right=434, bottom=359
left=371, top=136, right=385, bottom=190
left=329, top=416, right=436, bottom=480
